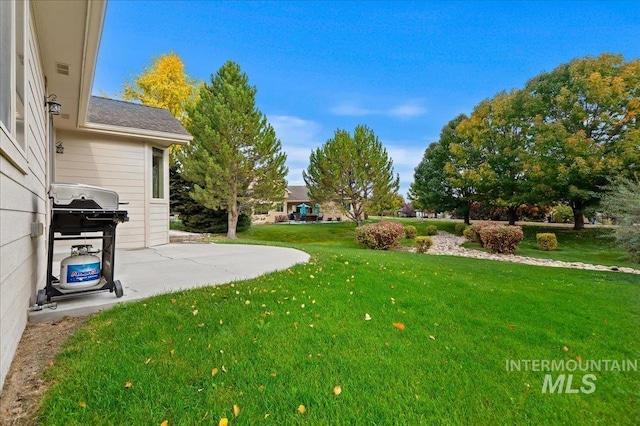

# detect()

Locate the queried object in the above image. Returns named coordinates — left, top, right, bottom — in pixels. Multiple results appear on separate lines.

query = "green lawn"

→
left=37, top=224, right=640, bottom=424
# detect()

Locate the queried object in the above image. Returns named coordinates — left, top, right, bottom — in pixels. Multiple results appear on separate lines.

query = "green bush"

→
left=404, top=225, right=418, bottom=239
left=552, top=204, right=574, bottom=223
left=425, top=225, right=438, bottom=236
left=355, top=221, right=406, bottom=250
left=415, top=236, right=433, bottom=253
left=478, top=225, right=524, bottom=254
left=454, top=223, right=468, bottom=235
left=463, top=227, right=476, bottom=242
left=536, top=233, right=558, bottom=251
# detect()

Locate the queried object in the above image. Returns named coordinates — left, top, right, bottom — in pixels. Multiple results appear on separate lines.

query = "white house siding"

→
left=148, top=202, right=169, bottom=246
left=0, top=9, right=47, bottom=389
left=54, top=130, right=147, bottom=249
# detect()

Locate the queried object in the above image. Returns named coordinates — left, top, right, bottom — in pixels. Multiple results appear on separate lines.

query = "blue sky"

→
left=93, top=1, right=640, bottom=197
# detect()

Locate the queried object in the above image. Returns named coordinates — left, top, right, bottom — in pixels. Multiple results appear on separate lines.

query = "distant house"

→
left=0, top=0, right=191, bottom=390
left=251, top=185, right=347, bottom=223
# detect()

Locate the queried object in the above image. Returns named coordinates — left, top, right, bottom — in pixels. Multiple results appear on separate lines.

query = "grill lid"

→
left=50, top=183, right=119, bottom=210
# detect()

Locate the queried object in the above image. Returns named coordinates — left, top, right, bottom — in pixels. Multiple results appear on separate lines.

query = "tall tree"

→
left=456, top=90, right=535, bottom=225
left=409, top=114, right=478, bottom=223
left=303, top=125, right=399, bottom=224
left=526, top=53, right=640, bottom=229
left=122, top=52, right=199, bottom=164
left=122, top=51, right=198, bottom=123
left=179, top=61, right=288, bottom=238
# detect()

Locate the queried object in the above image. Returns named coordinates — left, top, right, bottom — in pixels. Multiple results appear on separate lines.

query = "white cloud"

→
left=385, top=144, right=428, bottom=197
left=388, top=101, right=428, bottom=118
left=267, top=114, right=323, bottom=187
left=329, top=98, right=428, bottom=119
left=329, top=103, right=375, bottom=116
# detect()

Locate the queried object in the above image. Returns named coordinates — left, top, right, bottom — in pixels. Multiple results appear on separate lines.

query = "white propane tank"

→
left=60, top=245, right=101, bottom=289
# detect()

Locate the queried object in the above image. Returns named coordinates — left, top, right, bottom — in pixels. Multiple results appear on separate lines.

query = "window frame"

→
left=0, top=0, right=29, bottom=173
left=151, top=147, right=165, bottom=200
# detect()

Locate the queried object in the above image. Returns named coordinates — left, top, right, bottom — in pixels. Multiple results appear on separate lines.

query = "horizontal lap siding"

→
left=55, top=131, right=146, bottom=249
left=0, top=13, right=47, bottom=390
left=148, top=203, right=168, bottom=247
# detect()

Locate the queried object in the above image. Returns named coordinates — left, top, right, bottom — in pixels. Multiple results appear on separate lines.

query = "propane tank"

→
left=60, top=245, right=101, bottom=289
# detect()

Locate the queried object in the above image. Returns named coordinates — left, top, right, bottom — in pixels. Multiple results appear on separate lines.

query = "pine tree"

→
left=179, top=61, right=287, bottom=238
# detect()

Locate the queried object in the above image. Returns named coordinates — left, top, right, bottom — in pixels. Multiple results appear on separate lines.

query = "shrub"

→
left=415, top=236, right=433, bottom=253
left=536, top=233, right=558, bottom=251
left=275, top=215, right=288, bottom=223
left=478, top=225, right=524, bottom=254
left=425, top=225, right=438, bottom=236
left=463, top=227, right=476, bottom=242
left=454, top=222, right=468, bottom=235
left=354, top=221, right=405, bottom=250
left=552, top=204, right=574, bottom=223
left=468, top=221, right=497, bottom=246
left=404, top=225, right=418, bottom=239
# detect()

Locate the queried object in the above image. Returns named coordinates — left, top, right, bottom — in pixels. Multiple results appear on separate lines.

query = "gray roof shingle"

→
left=287, top=185, right=310, bottom=202
left=87, top=96, right=190, bottom=136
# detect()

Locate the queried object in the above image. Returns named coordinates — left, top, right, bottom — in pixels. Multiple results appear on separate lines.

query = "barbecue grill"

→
left=37, top=183, right=129, bottom=305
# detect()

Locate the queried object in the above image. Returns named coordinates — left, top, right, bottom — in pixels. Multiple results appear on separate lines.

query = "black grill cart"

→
left=36, top=183, right=129, bottom=306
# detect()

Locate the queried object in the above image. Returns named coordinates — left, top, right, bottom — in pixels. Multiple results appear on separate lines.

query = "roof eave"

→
left=81, top=122, right=192, bottom=147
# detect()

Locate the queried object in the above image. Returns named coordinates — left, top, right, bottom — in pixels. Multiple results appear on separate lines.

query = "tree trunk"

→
left=227, top=203, right=238, bottom=239
left=463, top=201, right=471, bottom=225
left=507, top=206, right=518, bottom=226
left=571, top=201, right=585, bottom=230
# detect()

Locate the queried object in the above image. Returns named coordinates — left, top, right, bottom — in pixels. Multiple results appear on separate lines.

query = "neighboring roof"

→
left=87, top=96, right=190, bottom=137
left=287, top=185, right=311, bottom=202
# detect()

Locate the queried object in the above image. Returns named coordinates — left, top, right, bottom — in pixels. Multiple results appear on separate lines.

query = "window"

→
left=152, top=148, right=164, bottom=198
left=0, top=1, right=12, bottom=131
left=15, top=0, right=25, bottom=149
left=276, top=203, right=284, bottom=212
left=0, top=0, right=27, bottom=167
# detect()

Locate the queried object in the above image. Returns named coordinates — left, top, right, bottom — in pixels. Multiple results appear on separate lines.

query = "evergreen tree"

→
left=179, top=61, right=287, bottom=238
left=303, top=125, right=399, bottom=224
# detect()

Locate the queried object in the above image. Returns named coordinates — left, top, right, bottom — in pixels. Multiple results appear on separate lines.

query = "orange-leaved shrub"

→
left=536, top=233, right=558, bottom=251
left=467, top=221, right=496, bottom=245
left=355, top=221, right=405, bottom=250
left=478, top=225, right=524, bottom=254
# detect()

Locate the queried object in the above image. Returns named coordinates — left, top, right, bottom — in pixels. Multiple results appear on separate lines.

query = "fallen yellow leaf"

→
left=79, top=401, right=87, bottom=408
left=171, top=298, right=176, bottom=304
left=563, top=346, right=569, bottom=352
left=333, top=385, right=342, bottom=395
left=125, top=381, right=133, bottom=388
left=222, top=365, right=227, bottom=373
left=170, top=349, right=176, bottom=356
left=219, top=418, right=228, bottom=426
left=192, top=309, right=198, bottom=316
left=212, top=368, right=219, bottom=376
left=393, top=322, right=406, bottom=331
left=233, top=404, right=240, bottom=417
left=429, top=335, right=436, bottom=340
left=298, top=404, right=306, bottom=414
left=160, top=421, right=169, bottom=426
